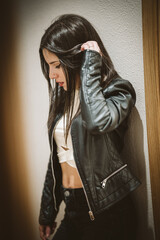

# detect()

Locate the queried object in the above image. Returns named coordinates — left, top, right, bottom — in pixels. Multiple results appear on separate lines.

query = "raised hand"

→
left=81, top=41, right=102, bottom=56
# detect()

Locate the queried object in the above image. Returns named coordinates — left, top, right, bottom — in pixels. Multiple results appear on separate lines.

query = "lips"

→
left=57, top=82, right=64, bottom=87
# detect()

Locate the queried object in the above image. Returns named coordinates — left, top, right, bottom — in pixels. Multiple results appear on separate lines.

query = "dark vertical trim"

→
left=0, top=1, right=36, bottom=239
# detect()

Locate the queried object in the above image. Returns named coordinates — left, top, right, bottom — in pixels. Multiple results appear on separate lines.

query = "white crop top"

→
left=53, top=89, right=80, bottom=168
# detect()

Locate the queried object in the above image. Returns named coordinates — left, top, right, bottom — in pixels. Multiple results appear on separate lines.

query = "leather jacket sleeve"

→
left=39, top=154, right=58, bottom=226
left=80, top=49, right=136, bottom=134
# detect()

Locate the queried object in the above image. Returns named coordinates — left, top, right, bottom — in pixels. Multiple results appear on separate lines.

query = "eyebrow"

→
left=49, top=60, right=60, bottom=64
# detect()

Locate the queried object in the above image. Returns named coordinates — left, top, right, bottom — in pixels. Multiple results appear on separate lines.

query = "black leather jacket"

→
left=39, top=50, right=140, bottom=226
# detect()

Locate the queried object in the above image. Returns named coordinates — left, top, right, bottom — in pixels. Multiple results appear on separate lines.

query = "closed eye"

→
left=55, top=64, right=61, bottom=69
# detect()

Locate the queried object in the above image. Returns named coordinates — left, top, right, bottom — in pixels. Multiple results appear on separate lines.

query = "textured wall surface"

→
left=18, top=0, right=155, bottom=239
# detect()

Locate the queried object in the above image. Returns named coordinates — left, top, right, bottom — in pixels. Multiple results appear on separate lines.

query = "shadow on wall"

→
left=122, top=107, right=155, bottom=240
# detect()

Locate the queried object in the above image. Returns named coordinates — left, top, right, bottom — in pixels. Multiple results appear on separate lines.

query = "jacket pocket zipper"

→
left=101, top=164, right=127, bottom=189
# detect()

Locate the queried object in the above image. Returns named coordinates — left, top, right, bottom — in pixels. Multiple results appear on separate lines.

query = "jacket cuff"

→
left=81, top=49, right=102, bottom=71
left=39, top=210, right=58, bottom=226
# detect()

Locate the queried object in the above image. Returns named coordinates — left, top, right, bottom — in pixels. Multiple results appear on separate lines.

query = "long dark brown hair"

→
left=39, top=14, right=120, bottom=143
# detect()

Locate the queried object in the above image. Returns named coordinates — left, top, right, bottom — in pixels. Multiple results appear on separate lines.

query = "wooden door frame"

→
left=142, top=0, right=160, bottom=239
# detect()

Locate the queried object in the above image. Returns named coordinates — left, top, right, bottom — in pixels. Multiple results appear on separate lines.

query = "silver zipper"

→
left=101, top=164, right=127, bottom=189
left=50, top=124, right=59, bottom=212
left=50, top=115, right=63, bottom=211
left=70, top=125, right=95, bottom=221
left=76, top=169, right=95, bottom=221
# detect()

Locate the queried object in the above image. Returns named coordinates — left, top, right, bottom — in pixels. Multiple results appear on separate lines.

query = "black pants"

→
left=52, top=186, right=137, bottom=240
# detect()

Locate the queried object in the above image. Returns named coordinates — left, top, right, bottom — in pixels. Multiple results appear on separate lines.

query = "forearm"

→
left=39, top=154, right=58, bottom=226
left=80, top=50, right=136, bottom=134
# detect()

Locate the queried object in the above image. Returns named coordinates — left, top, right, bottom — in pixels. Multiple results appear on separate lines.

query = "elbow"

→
left=82, top=118, right=112, bottom=135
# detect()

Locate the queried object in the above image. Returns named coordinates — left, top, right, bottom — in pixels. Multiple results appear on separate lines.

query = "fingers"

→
left=39, top=223, right=57, bottom=240
left=81, top=41, right=102, bottom=56
left=39, top=225, right=50, bottom=240
left=45, top=226, right=51, bottom=238
left=39, top=225, right=46, bottom=240
left=81, top=41, right=95, bottom=50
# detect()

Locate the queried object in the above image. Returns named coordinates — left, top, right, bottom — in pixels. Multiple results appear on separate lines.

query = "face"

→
left=42, top=48, right=67, bottom=91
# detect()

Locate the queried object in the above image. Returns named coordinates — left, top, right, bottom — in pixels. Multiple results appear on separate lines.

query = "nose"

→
left=49, top=73, right=58, bottom=80
left=49, top=67, right=58, bottom=80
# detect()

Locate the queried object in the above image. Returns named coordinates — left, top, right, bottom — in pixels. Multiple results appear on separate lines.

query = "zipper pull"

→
left=89, top=211, right=95, bottom=221
left=101, top=179, right=107, bottom=188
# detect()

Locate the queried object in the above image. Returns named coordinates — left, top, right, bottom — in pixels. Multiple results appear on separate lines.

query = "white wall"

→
left=17, top=0, right=155, bottom=239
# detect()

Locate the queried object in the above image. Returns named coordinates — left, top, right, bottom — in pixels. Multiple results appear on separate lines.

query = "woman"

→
left=38, top=14, right=140, bottom=240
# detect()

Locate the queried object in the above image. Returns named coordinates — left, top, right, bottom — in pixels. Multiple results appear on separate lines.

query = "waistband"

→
left=61, top=185, right=84, bottom=198
left=61, top=185, right=89, bottom=212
